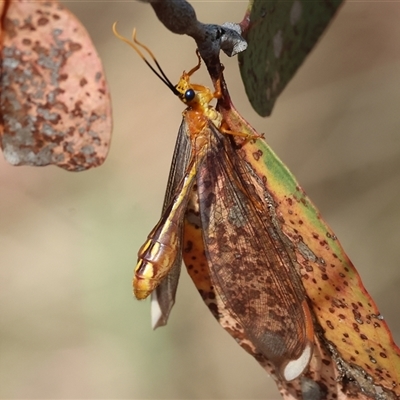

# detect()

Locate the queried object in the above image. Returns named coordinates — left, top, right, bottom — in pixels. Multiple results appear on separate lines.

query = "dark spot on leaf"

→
left=69, top=42, right=82, bottom=52
left=184, top=241, right=193, bottom=252
left=208, top=302, right=219, bottom=318
left=71, top=101, right=84, bottom=118
left=318, top=265, right=326, bottom=273
left=326, top=320, right=334, bottom=330
left=352, top=309, right=363, bottom=324
left=252, top=149, right=262, bottom=160
left=37, top=17, right=49, bottom=26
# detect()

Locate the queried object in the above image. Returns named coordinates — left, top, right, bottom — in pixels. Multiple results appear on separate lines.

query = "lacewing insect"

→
left=113, top=24, right=314, bottom=381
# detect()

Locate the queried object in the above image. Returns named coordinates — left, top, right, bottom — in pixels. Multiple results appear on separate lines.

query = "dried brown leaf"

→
left=0, top=0, right=112, bottom=171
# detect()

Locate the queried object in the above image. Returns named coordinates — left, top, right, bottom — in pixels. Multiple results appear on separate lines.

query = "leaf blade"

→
left=0, top=0, right=112, bottom=171
left=239, top=0, right=343, bottom=116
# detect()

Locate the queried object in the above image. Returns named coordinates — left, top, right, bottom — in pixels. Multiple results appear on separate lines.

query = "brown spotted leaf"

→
left=0, top=0, right=112, bottom=171
left=183, top=205, right=373, bottom=400
left=179, top=97, right=400, bottom=398
left=215, top=100, right=400, bottom=398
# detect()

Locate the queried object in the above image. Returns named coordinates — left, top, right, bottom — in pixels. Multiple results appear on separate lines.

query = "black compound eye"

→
left=185, top=89, right=195, bottom=102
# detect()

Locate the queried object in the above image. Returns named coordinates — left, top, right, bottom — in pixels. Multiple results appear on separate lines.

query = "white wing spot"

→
left=151, top=291, right=162, bottom=329
left=283, top=343, right=312, bottom=381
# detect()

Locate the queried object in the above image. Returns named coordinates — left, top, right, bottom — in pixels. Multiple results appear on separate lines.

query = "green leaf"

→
left=239, top=0, right=343, bottom=116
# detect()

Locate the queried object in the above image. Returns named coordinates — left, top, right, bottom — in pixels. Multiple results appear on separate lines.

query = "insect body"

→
left=134, top=56, right=225, bottom=300
left=114, top=24, right=314, bottom=382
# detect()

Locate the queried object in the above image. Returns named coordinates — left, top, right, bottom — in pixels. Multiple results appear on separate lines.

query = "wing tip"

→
left=282, top=342, right=313, bottom=381
left=151, top=291, right=164, bottom=329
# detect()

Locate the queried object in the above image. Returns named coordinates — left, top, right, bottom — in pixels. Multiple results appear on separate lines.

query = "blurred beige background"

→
left=0, top=1, right=399, bottom=399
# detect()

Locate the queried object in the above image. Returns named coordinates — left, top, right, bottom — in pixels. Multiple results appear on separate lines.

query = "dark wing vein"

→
left=152, top=119, right=191, bottom=328
left=161, top=119, right=192, bottom=212
left=197, top=122, right=308, bottom=367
